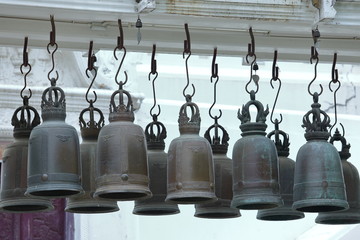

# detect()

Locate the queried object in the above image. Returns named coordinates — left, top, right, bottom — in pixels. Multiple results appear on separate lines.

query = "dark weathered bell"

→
left=257, top=120, right=304, bottom=220
left=94, top=86, right=151, bottom=200
left=26, top=79, right=83, bottom=198
left=195, top=118, right=240, bottom=218
left=232, top=91, right=282, bottom=210
left=316, top=129, right=360, bottom=224
left=166, top=95, right=216, bottom=204
left=0, top=97, right=54, bottom=212
left=66, top=98, right=119, bottom=213
left=293, top=93, right=348, bottom=212
left=133, top=115, right=180, bottom=215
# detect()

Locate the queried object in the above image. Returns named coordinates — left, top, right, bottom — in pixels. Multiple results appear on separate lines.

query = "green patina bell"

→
left=26, top=79, right=83, bottom=198
left=257, top=120, right=304, bottom=221
left=316, top=128, right=360, bottom=224
left=66, top=100, right=119, bottom=213
left=0, top=96, right=54, bottom=212
left=94, top=85, right=151, bottom=200
left=232, top=90, right=282, bottom=210
left=133, top=115, right=180, bottom=215
left=293, top=93, right=348, bottom=212
left=195, top=117, right=240, bottom=218
left=166, top=95, right=216, bottom=204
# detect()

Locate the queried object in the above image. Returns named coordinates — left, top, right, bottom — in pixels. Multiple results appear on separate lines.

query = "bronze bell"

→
left=293, top=93, right=348, bottom=212
left=26, top=79, right=83, bottom=198
left=133, top=115, right=180, bottom=215
left=0, top=97, right=54, bottom=212
left=316, top=128, right=360, bottom=224
left=257, top=120, right=304, bottom=220
left=94, top=85, right=151, bottom=200
left=166, top=95, right=216, bottom=204
left=232, top=90, right=282, bottom=210
left=66, top=99, right=119, bottom=213
left=195, top=118, right=240, bottom=218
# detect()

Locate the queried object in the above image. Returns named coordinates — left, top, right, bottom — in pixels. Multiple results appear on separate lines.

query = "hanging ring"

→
left=245, top=27, right=255, bottom=64
left=245, top=57, right=259, bottom=94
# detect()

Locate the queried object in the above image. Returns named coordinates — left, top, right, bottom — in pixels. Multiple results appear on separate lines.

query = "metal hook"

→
left=245, top=27, right=256, bottom=63
left=113, top=19, right=127, bottom=88
left=245, top=57, right=259, bottom=94
left=85, top=41, right=98, bottom=104
left=209, top=47, right=222, bottom=120
left=308, top=46, right=323, bottom=96
left=270, top=80, right=283, bottom=124
left=47, top=15, right=59, bottom=82
left=272, top=50, right=279, bottom=80
left=182, top=24, right=195, bottom=99
left=332, top=52, right=339, bottom=83
left=148, top=44, right=161, bottom=118
left=20, top=37, right=32, bottom=100
left=329, top=53, right=341, bottom=134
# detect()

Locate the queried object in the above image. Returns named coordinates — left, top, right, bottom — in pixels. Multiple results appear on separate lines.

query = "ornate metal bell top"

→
left=11, top=96, right=40, bottom=138
left=302, top=92, right=331, bottom=141
left=204, top=117, right=229, bottom=154
left=238, top=90, right=269, bottom=136
left=108, top=86, right=135, bottom=123
left=145, top=114, right=167, bottom=150
left=79, top=100, right=105, bottom=140
left=330, top=128, right=351, bottom=160
left=178, top=95, right=201, bottom=135
left=41, top=78, right=66, bottom=121
left=267, top=119, right=290, bottom=157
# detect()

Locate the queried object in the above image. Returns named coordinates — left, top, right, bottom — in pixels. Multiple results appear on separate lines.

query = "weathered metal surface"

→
left=26, top=82, right=83, bottom=198
left=166, top=97, right=216, bottom=204
left=94, top=87, right=151, bottom=201
left=293, top=93, right=348, bottom=212
left=232, top=91, right=282, bottom=210
left=316, top=129, right=360, bottom=224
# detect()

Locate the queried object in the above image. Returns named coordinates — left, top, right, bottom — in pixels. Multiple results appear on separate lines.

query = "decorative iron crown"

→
left=108, top=87, right=135, bottom=122
left=330, top=128, right=351, bottom=160
left=178, top=95, right=201, bottom=134
left=41, top=78, right=66, bottom=121
left=11, top=96, right=40, bottom=138
left=79, top=100, right=105, bottom=139
left=145, top=115, right=167, bottom=150
left=204, top=118, right=229, bottom=154
left=267, top=120, right=290, bottom=157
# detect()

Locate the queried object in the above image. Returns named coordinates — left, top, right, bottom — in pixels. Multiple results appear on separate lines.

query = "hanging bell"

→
left=166, top=95, right=216, bottom=204
left=66, top=101, right=119, bottom=213
left=257, top=120, right=304, bottom=220
left=94, top=86, right=151, bottom=200
left=26, top=79, right=83, bottom=198
left=0, top=97, right=54, bottom=212
left=133, top=115, right=180, bottom=215
left=232, top=91, right=282, bottom=210
left=316, top=129, right=360, bottom=224
left=293, top=93, right=348, bottom=212
left=194, top=119, right=240, bottom=218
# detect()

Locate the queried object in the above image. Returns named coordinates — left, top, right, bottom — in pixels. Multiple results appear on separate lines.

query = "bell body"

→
left=195, top=153, right=240, bottom=218
left=0, top=138, right=54, bottom=212
left=232, top=129, right=282, bottom=210
left=133, top=149, right=180, bottom=215
left=94, top=120, right=151, bottom=200
left=166, top=133, right=216, bottom=204
left=26, top=120, right=83, bottom=198
left=316, top=160, right=360, bottom=224
left=293, top=138, right=348, bottom=212
left=66, top=138, right=119, bottom=213
left=257, top=156, right=304, bottom=221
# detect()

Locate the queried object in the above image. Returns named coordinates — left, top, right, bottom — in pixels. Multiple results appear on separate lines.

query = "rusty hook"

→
left=245, top=27, right=256, bottom=63
left=85, top=41, right=98, bottom=104
left=183, top=23, right=191, bottom=57
left=182, top=24, right=195, bottom=99
left=47, top=15, right=59, bottom=82
left=20, top=37, right=32, bottom=100
left=272, top=50, right=279, bottom=80
left=308, top=46, right=323, bottom=96
left=209, top=48, right=222, bottom=120
left=270, top=77, right=283, bottom=125
left=332, top=52, right=339, bottom=83
left=148, top=44, right=161, bottom=118
left=114, top=19, right=127, bottom=88
left=329, top=53, right=341, bottom=134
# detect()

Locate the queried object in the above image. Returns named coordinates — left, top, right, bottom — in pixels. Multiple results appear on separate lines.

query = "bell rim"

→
left=0, top=198, right=54, bottom=213
left=165, top=192, right=217, bottom=205
left=292, top=199, right=349, bottom=213
left=256, top=207, right=305, bottom=221
left=93, top=188, right=152, bottom=201
left=315, top=209, right=360, bottom=225
left=194, top=206, right=241, bottom=219
left=65, top=200, right=120, bottom=214
left=132, top=204, right=180, bottom=216
left=25, top=185, right=84, bottom=199
left=231, top=195, right=283, bottom=210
